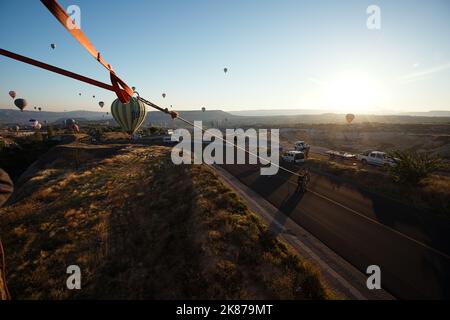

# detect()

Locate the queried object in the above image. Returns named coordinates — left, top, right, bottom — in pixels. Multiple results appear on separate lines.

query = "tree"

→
left=388, top=150, right=442, bottom=185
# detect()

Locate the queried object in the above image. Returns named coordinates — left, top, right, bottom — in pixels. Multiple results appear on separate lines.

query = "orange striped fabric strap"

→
left=40, top=0, right=133, bottom=103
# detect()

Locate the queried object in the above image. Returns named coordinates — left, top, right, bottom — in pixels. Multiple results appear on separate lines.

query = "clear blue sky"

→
left=1, top=0, right=449, bottom=113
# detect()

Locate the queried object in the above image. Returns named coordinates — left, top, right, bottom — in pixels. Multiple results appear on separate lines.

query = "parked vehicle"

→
left=282, top=151, right=306, bottom=163
left=294, top=141, right=309, bottom=151
left=357, top=151, right=395, bottom=167
left=294, top=141, right=310, bottom=158
left=163, top=135, right=174, bottom=144
left=326, top=150, right=356, bottom=160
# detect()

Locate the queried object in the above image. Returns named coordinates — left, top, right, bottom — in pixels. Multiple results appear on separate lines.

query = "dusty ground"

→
left=0, top=143, right=333, bottom=299
left=279, top=126, right=450, bottom=158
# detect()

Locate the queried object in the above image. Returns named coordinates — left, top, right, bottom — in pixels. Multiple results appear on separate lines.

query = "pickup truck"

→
left=357, top=151, right=395, bottom=167
left=281, top=151, right=306, bottom=163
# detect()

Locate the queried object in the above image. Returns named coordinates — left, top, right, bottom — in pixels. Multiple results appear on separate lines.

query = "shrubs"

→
left=388, top=150, right=443, bottom=185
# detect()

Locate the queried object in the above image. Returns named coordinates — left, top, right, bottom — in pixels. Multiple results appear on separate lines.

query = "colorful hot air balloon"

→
left=99, top=101, right=105, bottom=108
left=111, top=97, right=147, bottom=134
left=65, top=119, right=76, bottom=127
left=346, top=113, right=355, bottom=124
left=9, top=91, right=16, bottom=99
left=70, top=124, right=80, bottom=133
left=14, top=98, right=28, bottom=112
left=162, top=93, right=166, bottom=99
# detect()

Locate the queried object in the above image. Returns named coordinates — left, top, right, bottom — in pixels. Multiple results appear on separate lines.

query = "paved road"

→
left=221, top=161, right=450, bottom=299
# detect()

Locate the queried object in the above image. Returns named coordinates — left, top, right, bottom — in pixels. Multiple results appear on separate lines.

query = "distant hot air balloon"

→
left=50, top=43, right=56, bottom=49
left=224, top=67, right=228, bottom=74
left=99, top=101, right=105, bottom=108
left=14, top=98, right=28, bottom=112
left=65, top=119, right=76, bottom=127
left=132, top=86, right=136, bottom=92
left=111, top=97, right=147, bottom=134
left=345, top=113, right=355, bottom=124
left=71, top=124, right=80, bottom=133
left=9, top=91, right=16, bottom=99
left=93, top=95, right=96, bottom=99
left=162, top=93, right=166, bottom=99
left=34, top=107, right=37, bottom=110
left=202, top=107, right=206, bottom=112
left=38, top=107, right=42, bottom=112
left=78, top=93, right=82, bottom=96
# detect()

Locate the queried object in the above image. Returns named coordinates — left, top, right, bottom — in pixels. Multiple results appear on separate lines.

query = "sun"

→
left=325, top=71, right=381, bottom=114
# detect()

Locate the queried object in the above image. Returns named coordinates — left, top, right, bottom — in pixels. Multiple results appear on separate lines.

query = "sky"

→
left=0, top=0, right=449, bottom=113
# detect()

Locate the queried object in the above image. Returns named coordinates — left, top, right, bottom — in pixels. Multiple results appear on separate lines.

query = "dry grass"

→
left=0, top=144, right=332, bottom=299
left=307, top=156, right=450, bottom=217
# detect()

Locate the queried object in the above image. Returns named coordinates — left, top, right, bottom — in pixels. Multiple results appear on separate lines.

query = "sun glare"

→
left=325, top=71, right=382, bottom=114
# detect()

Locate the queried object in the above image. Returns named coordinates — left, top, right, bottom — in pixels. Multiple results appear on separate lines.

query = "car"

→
left=357, top=151, right=395, bottom=167
left=281, top=150, right=306, bottom=163
left=163, top=135, right=177, bottom=145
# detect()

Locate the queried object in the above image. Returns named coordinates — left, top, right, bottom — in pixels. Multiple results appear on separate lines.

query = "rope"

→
left=136, top=96, right=305, bottom=178
left=0, top=238, right=11, bottom=300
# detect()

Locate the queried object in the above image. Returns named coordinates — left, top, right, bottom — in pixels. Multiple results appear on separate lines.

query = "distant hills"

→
left=1, top=108, right=449, bottom=126
left=230, top=109, right=450, bottom=117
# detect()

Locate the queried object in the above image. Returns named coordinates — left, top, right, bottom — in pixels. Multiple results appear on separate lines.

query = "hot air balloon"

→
left=38, top=107, right=42, bottom=112
left=132, top=86, right=136, bottom=91
left=93, top=95, right=96, bottom=99
left=14, top=98, right=28, bottom=112
left=224, top=67, right=228, bottom=74
left=50, top=43, right=56, bottom=49
left=9, top=91, right=16, bottom=99
left=345, top=113, right=355, bottom=124
left=162, top=93, right=166, bottom=99
left=99, top=101, right=104, bottom=108
left=78, top=93, right=82, bottom=96
left=34, top=107, right=37, bottom=110
left=70, top=124, right=80, bottom=133
left=202, top=107, right=206, bottom=112
left=65, top=119, right=76, bottom=127
left=111, top=97, right=147, bottom=134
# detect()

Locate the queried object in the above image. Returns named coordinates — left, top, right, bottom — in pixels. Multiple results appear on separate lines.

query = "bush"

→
left=388, top=150, right=443, bottom=185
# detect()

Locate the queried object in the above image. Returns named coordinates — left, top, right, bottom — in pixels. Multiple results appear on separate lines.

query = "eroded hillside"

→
left=0, top=143, right=332, bottom=299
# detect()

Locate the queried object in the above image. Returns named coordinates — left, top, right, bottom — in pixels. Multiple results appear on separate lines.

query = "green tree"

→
left=388, top=150, right=442, bottom=185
